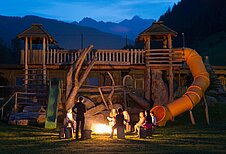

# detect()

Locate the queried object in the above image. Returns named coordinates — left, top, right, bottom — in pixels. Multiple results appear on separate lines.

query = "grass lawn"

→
left=1, top=104, right=226, bottom=153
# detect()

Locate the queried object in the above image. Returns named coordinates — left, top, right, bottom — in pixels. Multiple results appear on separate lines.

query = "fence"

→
left=20, top=49, right=145, bottom=65
left=20, top=48, right=183, bottom=66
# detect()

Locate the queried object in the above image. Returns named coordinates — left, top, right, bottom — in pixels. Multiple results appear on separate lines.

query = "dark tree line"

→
left=159, top=0, right=226, bottom=50
left=0, top=38, right=20, bottom=64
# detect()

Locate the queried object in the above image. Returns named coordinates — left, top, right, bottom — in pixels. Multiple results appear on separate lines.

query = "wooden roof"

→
left=137, top=21, right=177, bottom=39
left=17, top=24, right=57, bottom=44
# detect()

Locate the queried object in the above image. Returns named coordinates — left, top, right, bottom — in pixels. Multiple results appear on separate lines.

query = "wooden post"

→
left=29, top=37, right=33, bottom=64
left=14, top=92, right=18, bottom=113
left=168, top=34, right=174, bottom=102
left=203, top=95, right=210, bottom=125
left=169, top=67, right=174, bottom=103
left=46, top=39, right=49, bottom=64
left=43, top=37, right=47, bottom=84
left=145, top=36, right=151, bottom=50
left=144, top=67, right=151, bottom=100
left=178, top=69, right=181, bottom=95
left=25, top=37, right=28, bottom=90
left=144, top=36, right=151, bottom=101
left=163, top=36, right=167, bottom=49
left=189, top=110, right=196, bottom=125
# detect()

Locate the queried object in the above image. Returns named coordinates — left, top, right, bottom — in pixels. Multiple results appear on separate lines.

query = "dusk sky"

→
left=0, top=0, right=180, bottom=22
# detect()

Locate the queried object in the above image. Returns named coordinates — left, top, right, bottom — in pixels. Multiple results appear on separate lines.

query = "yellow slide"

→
left=150, top=48, right=210, bottom=126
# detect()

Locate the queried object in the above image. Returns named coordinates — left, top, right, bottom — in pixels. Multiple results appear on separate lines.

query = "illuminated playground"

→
left=0, top=22, right=225, bottom=141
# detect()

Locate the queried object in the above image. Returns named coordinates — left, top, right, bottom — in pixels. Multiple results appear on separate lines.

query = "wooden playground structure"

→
left=0, top=22, right=225, bottom=128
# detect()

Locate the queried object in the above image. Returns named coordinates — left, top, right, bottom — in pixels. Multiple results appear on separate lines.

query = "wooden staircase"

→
left=8, top=68, right=48, bottom=125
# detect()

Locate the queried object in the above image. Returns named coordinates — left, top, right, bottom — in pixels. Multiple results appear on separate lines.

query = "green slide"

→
left=45, top=79, right=61, bottom=129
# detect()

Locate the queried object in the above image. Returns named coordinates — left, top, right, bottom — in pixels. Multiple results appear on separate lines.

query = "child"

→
left=150, top=111, right=157, bottom=131
left=133, top=111, right=145, bottom=135
left=66, top=108, right=76, bottom=132
left=143, top=110, right=152, bottom=130
left=107, top=108, right=117, bottom=128
left=123, top=110, right=131, bottom=132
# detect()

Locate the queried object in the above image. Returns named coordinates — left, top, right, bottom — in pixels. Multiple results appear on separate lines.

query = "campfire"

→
left=91, top=123, right=112, bottom=134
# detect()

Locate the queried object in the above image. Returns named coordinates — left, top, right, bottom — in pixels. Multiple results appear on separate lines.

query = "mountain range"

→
left=72, top=16, right=154, bottom=41
left=0, top=15, right=153, bottom=50
left=2, top=0, right=226, bottom=65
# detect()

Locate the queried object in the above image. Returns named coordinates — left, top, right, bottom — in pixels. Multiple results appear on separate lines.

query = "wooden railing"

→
left=94, top=49, right=145, bottom=65
left=20, top=48, right=183, bottom=66
left=145, top=48, right=184, bottom=67
left=0, top=92, right=16, bottom=120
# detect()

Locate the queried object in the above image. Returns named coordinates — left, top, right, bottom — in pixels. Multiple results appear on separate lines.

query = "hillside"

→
left=73, top=16, right=154, bottom=41
left=159, top=0, right=226, bottom=65
left=0, top=15, right=130, bottom=50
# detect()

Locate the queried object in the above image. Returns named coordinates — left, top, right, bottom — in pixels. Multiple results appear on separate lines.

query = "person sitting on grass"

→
left=150, top=111, right=157, bottom=131
left=143, top=109, right=153, bottom=130
left=66, top=108, right=76, bottom=132
left=123, top=110, right=131, bottom=132
left=133, top=111, right=145, bottom=135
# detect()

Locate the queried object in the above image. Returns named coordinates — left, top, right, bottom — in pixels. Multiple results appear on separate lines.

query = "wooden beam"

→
left=203, top=95, right=210, bottom=125
left=43, top=37, right=46, bottom=84
left=79, top=87, right=124, bottom=93
left=25, top=37, right=28, bottom=89
left=189, top=110, right=196, bottom=125
left=29, top=37, right=33, bottom=64
left=144, top=67, right=151, bottom=100
left=98, top=87, right=109, bottom=110
left=146, top=64, right=182, bottom=67
left=107, top=72, right=114, bottom=107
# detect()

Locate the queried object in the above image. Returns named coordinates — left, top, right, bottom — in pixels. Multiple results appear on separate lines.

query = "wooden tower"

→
left=17, top=24, right=57, bottom=91
left=137, top=21, right=178, bottom=104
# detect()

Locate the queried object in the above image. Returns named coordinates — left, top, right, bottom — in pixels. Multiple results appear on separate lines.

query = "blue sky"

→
left=0, top=0, right=180, bottom=22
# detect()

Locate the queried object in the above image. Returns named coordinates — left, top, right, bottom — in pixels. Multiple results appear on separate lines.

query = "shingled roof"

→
left=17, top=24, right=57, bottom=44
left=138, top=21, right=177, bottom=38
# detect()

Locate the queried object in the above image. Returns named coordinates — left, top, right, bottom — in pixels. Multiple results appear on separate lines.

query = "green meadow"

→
left=1, top=103, right=226, bottom=153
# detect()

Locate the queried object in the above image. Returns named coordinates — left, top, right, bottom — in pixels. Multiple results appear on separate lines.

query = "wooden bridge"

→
left=20, top=48, right=184, bottom=68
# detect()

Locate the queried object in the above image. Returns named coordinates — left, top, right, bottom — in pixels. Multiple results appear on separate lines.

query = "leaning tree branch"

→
left=66, top=45, right=94, bottom=109
left=66, top=48, right=88, bottom=99
left=107, top=71, right=115, bottom=107
left=75, top=45, right=93, bottom=84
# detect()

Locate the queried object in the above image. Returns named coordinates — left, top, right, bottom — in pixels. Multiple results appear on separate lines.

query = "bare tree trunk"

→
left=66, top=48, right=87, bottom=99
left=66, top=45, right=96, bottom=109
left=107, top=72, right=115, bottom=107
left=66, top=47, right=93, bottom=99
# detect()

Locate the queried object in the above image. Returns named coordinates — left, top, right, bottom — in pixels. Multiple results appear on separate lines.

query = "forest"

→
left=159, top=0, right=226, bottom=65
